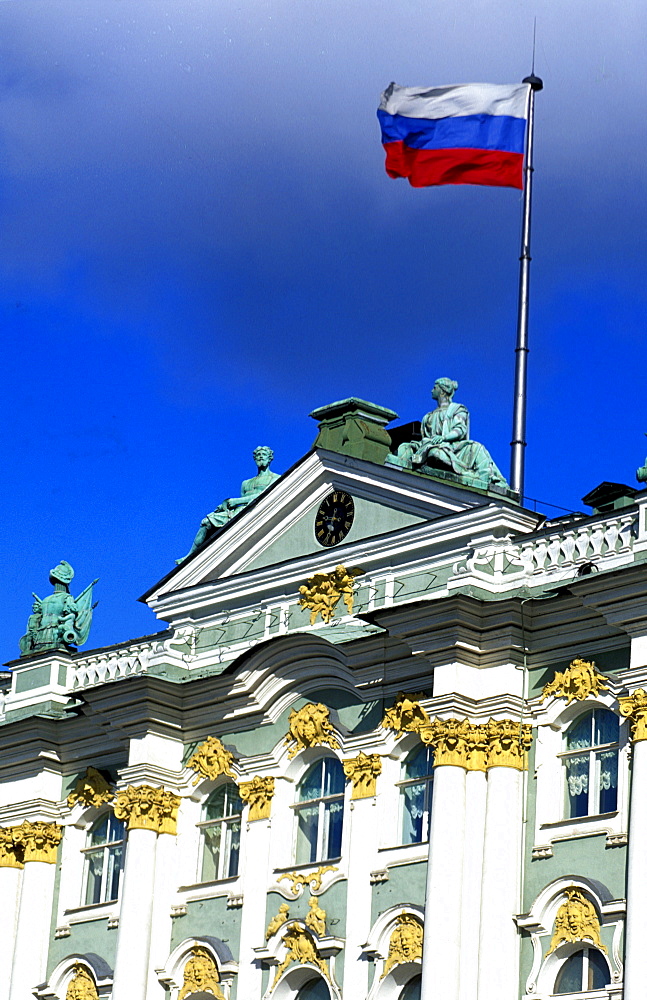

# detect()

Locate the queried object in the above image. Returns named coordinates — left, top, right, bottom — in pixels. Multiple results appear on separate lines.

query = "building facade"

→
left=1, top=397, right=646, bottom=1000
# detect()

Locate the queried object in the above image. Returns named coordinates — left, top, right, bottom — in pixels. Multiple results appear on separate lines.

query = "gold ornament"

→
left=66, top=963, right=99, bottom=1000
left=421, top=718, right=532, bottom=771
left=541, top=658, right=609, bottom=705
left=381, top=692, right=430, bottom=734
left=420, top=718, right=473, bottom=768
left=619, top=688, right=647, bottom=742
left=113, top=785, right=180, bottom=835
left=342, top=752, right=382, bottom=798
left=272, top=924, right=329, bottom=989
left=266, top=903, right=290, bottom=940
left=15, top=820, right=63, bottom=864
left=187, top=737, right=237, bottom=785
left=277, top=864, right=338, bottom=896
left=485, top=719, right=533, bottom=770
left=0, top=826, right=24, bottom=869
left=239, top=776, right=275, bottom=821
left=305, top=895, right=327, bottom=937
left=283, top=703, right=341, bottom=759
left=298, top=565, right=363, bottom=624
left=546, top=888, right=606, bottom=956
left=380, top=913, right=424, bottom=979
left=178, top=946, right=225, bottom=1000
left=67, top=767, right=114, bottom=810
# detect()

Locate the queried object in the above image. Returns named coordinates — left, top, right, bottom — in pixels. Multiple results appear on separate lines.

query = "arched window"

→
left=554, top=948, right=609, bottom=993
left=399, top=745, right=434, bottom=844
left=295, top=979, right=331, bottom=1000
left=400, top=975, right=422, bottom=1000
left=199, top=783, right=243, bottom=881
left=82, top=812, right=125, bottom=904
left=295, top=758, right=345, bottom=864
left=561, top=709, right=619, bottom=818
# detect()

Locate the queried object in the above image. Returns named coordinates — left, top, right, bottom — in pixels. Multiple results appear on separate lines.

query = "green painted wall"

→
left=15, top=664, right=51, bottom=692
left=371, top=860, right=427, bottom=925
left=48, top=918, right=117, bottom=977
left=170, top=894, right=242, bottom=956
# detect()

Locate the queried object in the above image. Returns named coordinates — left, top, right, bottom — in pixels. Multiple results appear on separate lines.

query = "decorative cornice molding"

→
left=113, top=784, right=181, bottom=835
left=619, top=688, right=647, bottom=741
left=239, top=776, right=275, bottom=821
left=342, top=752, right=382, bottom=798
left=421, top=717, right=532, bottom=771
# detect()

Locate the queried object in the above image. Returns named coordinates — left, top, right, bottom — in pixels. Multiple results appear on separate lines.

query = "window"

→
left=561, top=710, right=619, bottom=819
left=82, top=812, right=125, bottom=905
left=199, top=783, right=242, bottom=881
left=554, top=948, right=609, bottom=993
left=400, top=975, right=422, bottom=1000
left=295, top=758, right=345, bottom=864
left=399, top=745, right=434, bottom=844
left=295, top=979, right=330, bottom=1000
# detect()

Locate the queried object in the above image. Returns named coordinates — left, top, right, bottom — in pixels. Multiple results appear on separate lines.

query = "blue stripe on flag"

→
left=377, top=110, right=526, bottom=154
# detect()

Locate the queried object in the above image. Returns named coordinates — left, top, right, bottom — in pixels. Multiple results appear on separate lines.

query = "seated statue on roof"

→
left=178, top=445, right=280, bottom=562
left=387, top=378, right=509, bottom=490
left=19, top=561, right=98, bottom=657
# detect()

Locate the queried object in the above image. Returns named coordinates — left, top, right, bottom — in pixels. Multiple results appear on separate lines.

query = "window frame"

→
left=552, top=946, right=610, bottom=995
left=558, top=709, right=619, bottom=820
left=397, top=745, right=434, bottom=846
left=81, top=811, right=126, bottom=906
left=197, top=781, right=243, bottom=883
left=292, top=757, right=345, bottom=865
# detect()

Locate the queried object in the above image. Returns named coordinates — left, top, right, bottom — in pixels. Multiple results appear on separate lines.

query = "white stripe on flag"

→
left=379, top=82, right=530, bottom=121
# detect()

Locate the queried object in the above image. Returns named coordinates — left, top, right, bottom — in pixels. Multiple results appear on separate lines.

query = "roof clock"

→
left=314, top=491, right=354, bottom=547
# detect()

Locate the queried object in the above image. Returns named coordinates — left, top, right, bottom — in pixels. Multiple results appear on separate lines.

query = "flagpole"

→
left=510, top=73, right=543, bottom=498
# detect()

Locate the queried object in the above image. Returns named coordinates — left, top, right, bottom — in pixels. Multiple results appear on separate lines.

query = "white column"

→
left=0, top=865, right=22, bottom=1000
left=112, top=827, right=158, bottom=1000
left=458, top=769, right=487, bottom=1000
left=237, top=815, right=272, bottom=999
left=623, top=737, right=647, bottom=1000
left=9, top=860, right=58, bottom=1000
left=420, top=764, right=466, bottom=1000
left=147, top=830, right=177, bottom=999
left=477, top=766, right=523, bottom=1000
left=342, top=792, right=378, bottom=997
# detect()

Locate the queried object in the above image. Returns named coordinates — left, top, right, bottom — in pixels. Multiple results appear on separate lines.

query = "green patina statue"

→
left=19, top=561, right=98, bottom=657
left=636, top=435, right=647, bottom=483
left=178, top=445, right=280, bottom=562
left=387, top=378, right=509, bottom=490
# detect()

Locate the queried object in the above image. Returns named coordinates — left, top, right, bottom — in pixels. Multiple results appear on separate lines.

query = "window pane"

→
left=299, top=762, right=325, bottom=802
left=296, top=979, right=330, bottom=1000
left=106, top=814, right=126, bottom=843
left=566, top=713, right=593, bottom=751
left=201, top=823, right=223, bottom=881
left=322, top=758, right=345, bottom=797
left=89, top=815, right=109, bottom=846
left=106, top=844, right=124, bottom=901
left=595, top=709, right=619, bottom=746
left=400, top=976, right=422, bottom=1000
left=588, top=948, right=609, bottom=989
left=597, top=749, right=618, bottom=813
left=204, top=783, right=242, bottom=821
left=324, top=799, right=344, bottom=859
left=296, top=803, right=319, bottom=864
left=402, top=782, right=426, bottom=844
left=564, top=754, right=589, bottom=818
left=554, top=951, right=583, bottom=994
left=84, top=850, right=104, bottom=906
left=225, top=819, right=241, bottom=877
left=404, top=746, right=434, bottom=781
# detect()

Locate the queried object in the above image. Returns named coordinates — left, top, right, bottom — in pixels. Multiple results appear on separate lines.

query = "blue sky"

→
left=2, top=0, right=647, bottom=658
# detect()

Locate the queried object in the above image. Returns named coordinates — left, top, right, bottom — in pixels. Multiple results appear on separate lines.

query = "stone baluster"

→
left=9, top=821, right=63, bottom=1000
left=0, top=827, right=24, bottom=1000
left=618, top=690, right=647, bottom=1000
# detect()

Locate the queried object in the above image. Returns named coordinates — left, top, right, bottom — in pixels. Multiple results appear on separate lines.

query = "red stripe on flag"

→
left=383, top=142, right=524, bottom=189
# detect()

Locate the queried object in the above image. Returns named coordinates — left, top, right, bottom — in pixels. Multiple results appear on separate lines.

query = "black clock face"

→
left=315, top=491, right=355, bottom=547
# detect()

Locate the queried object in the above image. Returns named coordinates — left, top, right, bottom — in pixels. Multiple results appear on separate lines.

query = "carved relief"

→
left=187, top=736, right=237, bottom=785
left=420, top=718, right=473, bottom=768
left=67, top=767, right=114, bottom=810
left=15, top=820, right=63, bottom=863
left=283, top=703, right=341, bottom=759
left=114, top=785, right=181, bottom=835
left=381, top=692, right=430, bottom=734
left=178, top=946, right=225, bottom=1000
left=272, top=924, right=329, bottom=989
left=277, top=864, right=338, bottom=896
left=619, top=688, right=647, bottom=742
left=266, top=903, right=290, bottom=940
left=298, top=564, right=363, bottom=624
left=546, top=888, right=606, bottom=956
left=486, top=719, right=533, bottom=770
left=541, top=658, right=609, bottom=704
left=66, top=963, right=99, bottom=1000
left=239, top=776, right=275, bottom=821
left=421, top=717, right=532, bottom=771
left=0, top=826, right=24, bottom=868
left=305, top=896, right=327, bottom=937
left=342, top=752, right=382, bottom=798
left=380, top=913, right=424, bottom=979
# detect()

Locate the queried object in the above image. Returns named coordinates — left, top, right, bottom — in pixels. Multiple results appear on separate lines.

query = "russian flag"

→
left=378, top=82, right=530, bottom=190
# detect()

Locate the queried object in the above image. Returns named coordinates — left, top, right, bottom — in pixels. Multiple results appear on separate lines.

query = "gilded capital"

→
left=541, top=658, right=609, bottom=704
left=15, top=820, right=63, bottom=864
left=187, top=736, right=237, bottom=785
left=421, top=718, right=474, bottom=768
left=421, top=717, right=532, bottom=771
left=239, top=776, right=275, bottom=821
left=342, top=752, right=382, bottom=798
left=485, top=719, right=532, bottom=770
left=283, top=702, right=341, bottom=759
left=619, top=689, right=647, bottom=741
left=67, top=767, right=114, bottom=810
left=114, top=784, right=180, bottom=835
left=381, top=692, right=430, bottom=734
left=0, top=826, right=24, bottom=869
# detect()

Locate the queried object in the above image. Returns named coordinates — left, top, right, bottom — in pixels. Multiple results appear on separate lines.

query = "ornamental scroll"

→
left=187, top=736, right=237, bottom=785
left=277, top=864, right=338, bottom=897
left=546, top=888, right=606, bottom=956
left=619, top=688, right=647, bottom=742
left=178, top=946, right=225, bottom=1000
left=380, top=913, right=424, bottom=979
left=283, top=703, right=341, bottom=759
left=541, top=658, right=609, bottom=705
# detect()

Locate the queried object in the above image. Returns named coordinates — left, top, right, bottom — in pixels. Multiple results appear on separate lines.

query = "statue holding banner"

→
left=19, top=561, right=98, bottom=656
left=388, top=378, right=508, bottom=490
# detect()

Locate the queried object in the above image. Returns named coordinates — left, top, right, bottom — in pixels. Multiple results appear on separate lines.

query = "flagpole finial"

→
left=522, top=74, right=543, bottom=91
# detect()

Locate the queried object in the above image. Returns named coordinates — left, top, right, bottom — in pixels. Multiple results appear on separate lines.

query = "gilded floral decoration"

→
left=421, top=718, right=531, bottom=771
left=619, top=688, right=647, bottom=742
left=546, top=888, right=606, bottom=956
left=541, top=658, right=609, bottom=705
left=14, top=820, right=63, bottom=863
left=271, top=924, right=329, bottom=989
left=283, top=703, right=341, bottom=759
left=187, top=736, right=237, bottom=785
left=67, top=767, right=114, bottom=810
left=381, top=692, right=430, bottom=734
left=114, top=784, right=180, bottom=835
left=277, top=864, right=338, bottom=897
left=381, top=913, right=424, bottom=979
left=66, top=963, right=99, bottom=1000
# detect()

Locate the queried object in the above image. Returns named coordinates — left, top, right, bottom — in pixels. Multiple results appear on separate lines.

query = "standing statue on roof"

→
left=19, top=561, right=98, bottom=657
left=388, top=378, right=508, bottom=490
left=178, top=446, right=280, bottom=562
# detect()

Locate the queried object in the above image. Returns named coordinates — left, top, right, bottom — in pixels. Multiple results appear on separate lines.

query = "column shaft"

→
left=0, top=868, right=22, bottom=1000
left=237, top=818, right=272, bottom=999
left=342, top=796, right=377, bottom=997
left=624, top=738, right=647, bottom=1000
left=9, top=861, right=57, bottom=1000
left=112, top=827, right=158, bottom=1000
left=458, top=769, right=487, bottom=1000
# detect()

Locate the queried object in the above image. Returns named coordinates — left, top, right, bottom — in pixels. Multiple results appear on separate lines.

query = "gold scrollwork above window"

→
left=277, top=864, right=339, bottom=897
left=187, top=736, right=237, bottom=785
left=13, top=820, right=63, bottom=864
left=546, top=888, right=606, bottom=956
left=541, top=657, right=610, bottom=705
left=65, top=963, right=99, bottom=1000
left=298, top=565, right=363, bottom=624
left=283, top=703, right=341, bottom=759
left=380, top=912, right=424, bottom=979
left=0, top=826, right=24, bottom=869
left=342, top=752, right=382, bottom=798
left=67, top=767, right=114, bottom=810
left=113, top=784, right=181, bottom=835
left=178, top=946, right=225, bottom=1000
left=239, top=776, right=275, bottom=821
left=619, top=688, right=647, bottom=741
left=421, top=718, right=532, bottom=771
left=271, top=924, right=330, bottom=989
left=381, top=692, right=430, bottom=734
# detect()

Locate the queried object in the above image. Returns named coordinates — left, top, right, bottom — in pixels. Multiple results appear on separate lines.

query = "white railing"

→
left=71, top=642, right=157, bottom=690
left=517, top=511, right=637, bottom=575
